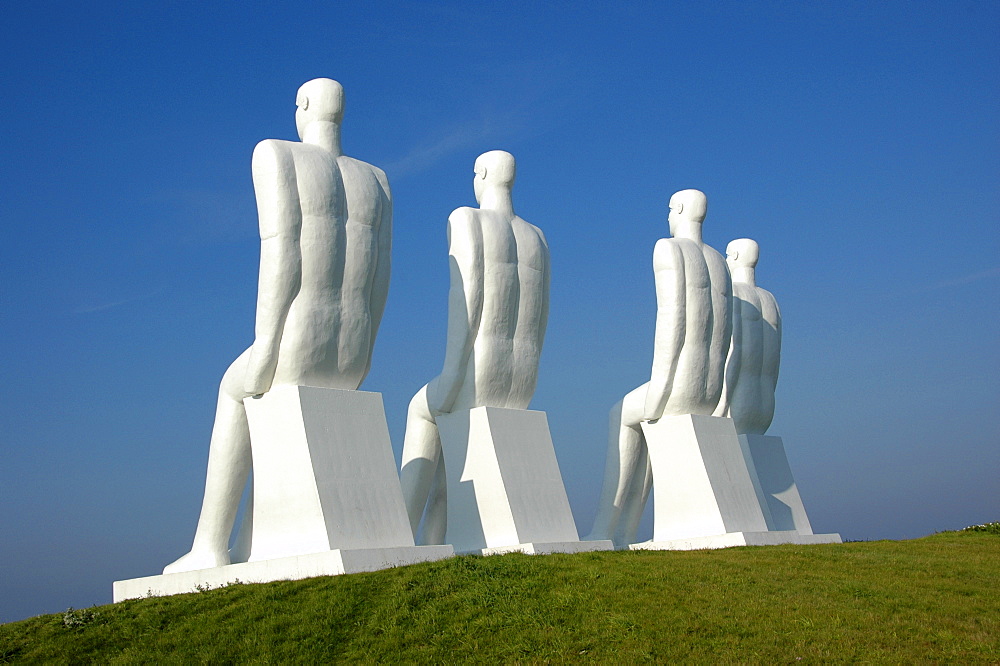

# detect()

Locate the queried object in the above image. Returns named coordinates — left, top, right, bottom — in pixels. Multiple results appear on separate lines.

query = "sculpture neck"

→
left=302, top=121, right=342, bottom=156
left=730, top=266, right=756, bottom=287
left=673, top=220, right=703, bottom=243
left=479, top=187, right=514, bottom=217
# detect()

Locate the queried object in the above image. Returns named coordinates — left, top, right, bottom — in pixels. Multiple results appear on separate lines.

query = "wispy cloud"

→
left=382, top=119, right=499, bottom=179
left=150, top=188, right=258, bottom=246
left=73, top=289, right=163, bottom=314
left=929, top=266, right=1000, bottom=290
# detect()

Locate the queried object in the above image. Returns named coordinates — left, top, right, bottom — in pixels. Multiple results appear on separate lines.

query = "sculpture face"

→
left=295, top=97, right=308, bottom=141
left=667, top=202, right=681, bottom=237
left=473, top=163, right=486, bottom=204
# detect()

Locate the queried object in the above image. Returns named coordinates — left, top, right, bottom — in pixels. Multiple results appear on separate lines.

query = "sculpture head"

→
left=295, top=78, right=345, bottom=140
left=726, top=238, right=760, bottom=269
left=667, top=189, right=708, bottom=238
left=473, top=150, right=516, bottom=205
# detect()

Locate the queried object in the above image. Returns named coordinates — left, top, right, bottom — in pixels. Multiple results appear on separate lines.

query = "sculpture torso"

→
left=256, top=140, right=391, bottom=391
left=728, top=281, right=781, bottom=434
left=648, top=237, right=733, bottom=417
left=451, top=208, right=549, bottom=411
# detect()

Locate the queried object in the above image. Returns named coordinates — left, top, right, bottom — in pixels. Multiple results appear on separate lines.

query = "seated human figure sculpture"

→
left=164, top=78, right=392, bottom=574
left=399, top=150, right=551, bottom=546
left=586, top=189, right=733, bottom=548
left=714, top=238, right=781, bottom=434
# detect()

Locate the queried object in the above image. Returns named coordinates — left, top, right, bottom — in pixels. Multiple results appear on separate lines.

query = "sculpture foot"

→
left=163, top=549, right=230, bottom=574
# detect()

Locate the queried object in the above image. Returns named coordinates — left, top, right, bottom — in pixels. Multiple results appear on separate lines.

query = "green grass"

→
left=2, top=530, right=998, bottom=663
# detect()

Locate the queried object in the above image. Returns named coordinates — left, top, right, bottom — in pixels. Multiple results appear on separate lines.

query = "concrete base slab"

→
left=629, top=531, right=842, bottom=551
left=480, top=540, right=614, bottom=556
left=114, top=545, right=454, bottom=601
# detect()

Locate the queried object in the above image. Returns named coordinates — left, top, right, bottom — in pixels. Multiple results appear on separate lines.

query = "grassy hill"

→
left=2, top=529, right=998, bottom=663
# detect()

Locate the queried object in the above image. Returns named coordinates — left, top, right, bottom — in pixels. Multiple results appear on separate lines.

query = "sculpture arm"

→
left=536, top=227, right=551, bottom=352
left=713, top=295, right=741, bottom=417
left=643, top=239, right=685, bottom=421
left=365, top=168, right=393, bottom=372
left=244, top=141, right=302, bottom=396
left=427, top=209, right=484, bottom=415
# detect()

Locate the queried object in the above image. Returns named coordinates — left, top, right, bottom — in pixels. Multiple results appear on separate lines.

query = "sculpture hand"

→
left=243, top=344, right=277, bottom=398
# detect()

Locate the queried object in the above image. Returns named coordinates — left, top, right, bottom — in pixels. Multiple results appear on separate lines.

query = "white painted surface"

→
left=437, top=407, right=584, bottom=553
left=642, top=415, right=769, bottom=542
left=243, top=386, right=416, bottom=562
left=400, top=151, right=553, bottom=546
left=739, top=434, right=816, bottom=535
left=589, top=190, right=733, bottom=547
left=114, top=545, right=454, bottom=602
left=164, top=78, right=392, bottom=574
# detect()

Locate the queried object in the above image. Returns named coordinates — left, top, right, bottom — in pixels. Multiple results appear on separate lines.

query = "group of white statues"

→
left=117, top=79, right=836, bottom=596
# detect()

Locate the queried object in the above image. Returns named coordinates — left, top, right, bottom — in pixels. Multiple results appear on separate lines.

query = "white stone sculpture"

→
left=714, top=238, right=781, bottom=434
left=586, top=189, right=734, bottom=548
left=717, top=239, right=838, bottom=541
left=164, top=78, right=394, bottom=574
left=399, top=151, right=606, bottom=554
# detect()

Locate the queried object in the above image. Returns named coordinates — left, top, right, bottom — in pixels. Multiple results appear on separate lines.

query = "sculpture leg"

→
left=399, top=385, right=444, bottom=542
left=614, top=447, right=652, bottom=547
left=164, top=350, right=252, bottom=574
left=585, top=384, right=647, bottom=544
left=227, top=476, right=253, bottom=564
left=419, top=452, right=448, bottom=545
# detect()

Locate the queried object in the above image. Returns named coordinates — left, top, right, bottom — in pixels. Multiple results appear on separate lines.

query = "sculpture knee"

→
left=219, top=348, right=253, bottom=403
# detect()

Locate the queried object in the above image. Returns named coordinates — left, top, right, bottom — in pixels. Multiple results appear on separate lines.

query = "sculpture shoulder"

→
left=251, top=139, right=301, bottom=174
left=512, top=216, right=548, bottom=248
left=652, top=237, right=684, bottom=270
left=337, top=156, right=392, bottom=194
left=757, top=286, right=781, bottom=318
left=448, top=206, right=480, bottom=230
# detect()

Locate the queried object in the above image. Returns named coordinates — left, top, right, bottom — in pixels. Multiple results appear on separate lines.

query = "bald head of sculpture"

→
left=473, top=150, right=516, bottom=207
left=726, top=238, right=760, bottom=269
left=667, top=189, right=708, bottom=239
left=295, top=78, right=345, bottom=141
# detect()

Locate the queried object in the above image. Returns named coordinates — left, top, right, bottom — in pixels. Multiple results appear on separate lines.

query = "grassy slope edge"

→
left=2, top=531, right=997, bottom=663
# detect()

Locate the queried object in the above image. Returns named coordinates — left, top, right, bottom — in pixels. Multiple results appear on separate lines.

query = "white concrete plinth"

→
left=437, top=407, right=599, bottom=554
left=739, top=434, right=814, bottom=534
left=629, top=531, right=842, bottom=552
left=113, top=545, right=454, bottom=601
left=243, top=386, right=416, bottom=560
left=641, top=414, right=770, bottom=542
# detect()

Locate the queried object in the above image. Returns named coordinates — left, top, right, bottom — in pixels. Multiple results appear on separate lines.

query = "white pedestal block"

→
left=739, top=434, right=840, bottom=542
left=631, top=416, right=841, bottom=551
left=115, top=386, right=455, bottom=601
left=243, top=386, right=416, bottom=559
left=113, top=545, right=454, bottom=601
left=641, top=415, right=769, bottom=542
left=739, top=434, right=811, bottom=533
left=629, top=531, right=842, bottom=552
left=437, top=407, right=611, bottom=555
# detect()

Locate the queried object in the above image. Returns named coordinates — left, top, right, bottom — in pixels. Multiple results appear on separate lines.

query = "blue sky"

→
left=1, top=1, right=997, bottom=623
